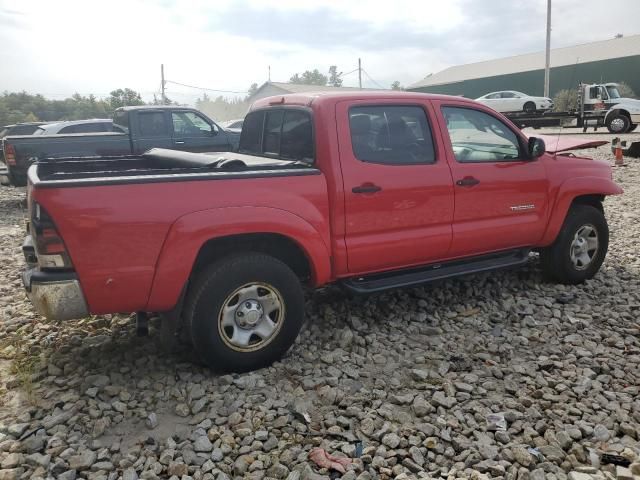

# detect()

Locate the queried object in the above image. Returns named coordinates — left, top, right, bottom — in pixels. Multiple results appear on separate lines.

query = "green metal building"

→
left=407, top=35, right=640, bottom=99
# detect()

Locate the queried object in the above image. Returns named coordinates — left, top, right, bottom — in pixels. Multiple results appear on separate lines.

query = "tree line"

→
left=0, top=88, right=145, bottom=127
left=2, top=66, right=404, bottom=126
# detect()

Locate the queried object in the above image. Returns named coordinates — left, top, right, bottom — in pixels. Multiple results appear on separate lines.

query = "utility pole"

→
left=544, top=0, right=551, bottom=97
left=358, top=58, right=362, bottom=89
left=268, top=65, right=271, bottom=82
left=161, top=64, right=166, bottom=104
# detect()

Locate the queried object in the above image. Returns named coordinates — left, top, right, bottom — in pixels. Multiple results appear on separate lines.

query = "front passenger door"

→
left=171, top=111, right=229, bottom=152
left=436, top=103, right=550, bottom=258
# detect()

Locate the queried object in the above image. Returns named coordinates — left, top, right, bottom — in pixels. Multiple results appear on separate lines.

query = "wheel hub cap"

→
left=611, top=118, right=625, bottom=131
left=218, top=283, right=284, bottom=352
left=570, top=224, right=598, bottom=270
left=235, top=300, right=263, bottom=328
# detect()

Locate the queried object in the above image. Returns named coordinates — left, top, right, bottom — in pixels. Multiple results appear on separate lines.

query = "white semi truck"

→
left=506, top=83, right=640, bottom=133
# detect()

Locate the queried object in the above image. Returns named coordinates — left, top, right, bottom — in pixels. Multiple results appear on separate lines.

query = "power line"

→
left=165, top=80, right=247, bottom=94
left=362, top=69, right=386, bottom=89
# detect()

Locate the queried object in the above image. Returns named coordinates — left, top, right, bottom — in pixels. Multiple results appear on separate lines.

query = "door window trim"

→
left=347, top=103, right=439, bottom=166
left=440, top=104, right=530, bottom=163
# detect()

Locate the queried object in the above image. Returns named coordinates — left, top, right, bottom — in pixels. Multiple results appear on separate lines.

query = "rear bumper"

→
left=22, top=236, right=88, bottom=320
left=22, top=269, right=89, bottom=320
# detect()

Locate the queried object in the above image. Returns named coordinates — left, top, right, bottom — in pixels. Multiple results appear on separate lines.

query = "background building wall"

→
left=408, top=56, right=640, bottom=99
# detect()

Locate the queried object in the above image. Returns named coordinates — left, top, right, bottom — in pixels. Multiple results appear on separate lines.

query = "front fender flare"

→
left=540, top=176, right=623, bottom=246
left=145, top=206, right=331, bottom=311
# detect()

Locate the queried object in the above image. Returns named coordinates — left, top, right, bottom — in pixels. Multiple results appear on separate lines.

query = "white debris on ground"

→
left=0, top=132, right=639, bottom=480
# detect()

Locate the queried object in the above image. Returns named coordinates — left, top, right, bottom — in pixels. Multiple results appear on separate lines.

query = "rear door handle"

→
left=352, top=183, right=382, bottom=194
left=175, top=140, right=185, bottom=145
left=456, top=176, right=480, bottom=187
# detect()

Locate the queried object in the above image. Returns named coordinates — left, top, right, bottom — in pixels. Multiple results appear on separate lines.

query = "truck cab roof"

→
left=250, top=91, right=468, bottom=110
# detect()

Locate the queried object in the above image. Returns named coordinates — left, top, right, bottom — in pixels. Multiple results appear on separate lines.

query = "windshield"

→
left=606, top=86, right=621, bottom=99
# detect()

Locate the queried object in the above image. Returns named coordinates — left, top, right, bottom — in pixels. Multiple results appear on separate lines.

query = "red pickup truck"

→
left=22, top=91, right=622, bottom=372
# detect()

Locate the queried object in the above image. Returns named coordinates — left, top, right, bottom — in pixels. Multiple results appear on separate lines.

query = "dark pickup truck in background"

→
left=1, top=105, right=240, bottom=186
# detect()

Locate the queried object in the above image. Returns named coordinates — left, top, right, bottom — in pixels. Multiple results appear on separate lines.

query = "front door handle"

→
left=352, top=183, right=382, bottom=194
left=175, top=140, right=185, bottom=145
left=456, top=176, right=480, bottom=187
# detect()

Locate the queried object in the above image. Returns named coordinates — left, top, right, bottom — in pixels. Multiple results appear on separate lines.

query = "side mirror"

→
left=528, top=137, right=545, bottom=158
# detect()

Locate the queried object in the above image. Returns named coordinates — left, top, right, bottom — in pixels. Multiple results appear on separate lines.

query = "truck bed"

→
left=31, top=148, right=318, bottom=186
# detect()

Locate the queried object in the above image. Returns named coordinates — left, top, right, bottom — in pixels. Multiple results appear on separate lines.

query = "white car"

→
left=221, top=119, right=244, bottom=133
left=34, top=119, right=120, bottom=135
left=475, top=91, right=554, bottom=114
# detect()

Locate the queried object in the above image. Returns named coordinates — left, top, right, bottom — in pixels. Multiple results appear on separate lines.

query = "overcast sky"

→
left=1, top=0, right=639, bottom=104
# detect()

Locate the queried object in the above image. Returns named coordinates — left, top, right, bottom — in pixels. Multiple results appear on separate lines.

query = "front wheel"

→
left=628, top=124, right=638, bottom=132
left=185, top=253, right=305, bottom=372
left=606, top=113, right=631, bottom=133
left=540, top=204, right=609, bottom=284
left=523, top=102, right=536, bottom=114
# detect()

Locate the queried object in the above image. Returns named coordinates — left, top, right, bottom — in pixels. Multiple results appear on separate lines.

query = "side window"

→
left=58, top=125, right=77, bottom=134
left=73, top=123, right=104, bottom=133
left=501, top=92, right=516, bottom=98
left=172, top=112, right=214, bottom=137
left=486, top=93, right=500, bottom=99
left=442, top=106, right=522, bottom=162
left=348, top=105, right=435, bottom=165
left=138, top=112, right=168, bottom=137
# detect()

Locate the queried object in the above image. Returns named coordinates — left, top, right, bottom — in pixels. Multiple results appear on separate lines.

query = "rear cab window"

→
left=239, top=108, right=314, bottom=163
left=113, top=111, right=130, bottom=133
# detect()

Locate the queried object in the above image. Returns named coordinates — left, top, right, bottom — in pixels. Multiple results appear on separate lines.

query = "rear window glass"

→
left=113, top=111, right=129, bottom=133
left=11, top=125, right=40, bottom=135
left=239, top=108, right=313, bottom=163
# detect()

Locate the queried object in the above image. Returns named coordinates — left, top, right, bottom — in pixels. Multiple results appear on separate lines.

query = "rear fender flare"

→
left=540, top=176, right=622, bottom=246
left=145, top=206, right=331, bottom=311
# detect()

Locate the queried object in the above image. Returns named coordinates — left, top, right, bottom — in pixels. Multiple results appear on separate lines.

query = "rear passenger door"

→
left=133, top=110, right=173, bottom=152
left=171, top=111, right=230, bottom=152
left=337, top=100, right=455, bottom=274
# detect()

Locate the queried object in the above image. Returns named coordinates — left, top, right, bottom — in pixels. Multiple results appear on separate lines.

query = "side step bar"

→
left=342, top=248, right=531, bottom=294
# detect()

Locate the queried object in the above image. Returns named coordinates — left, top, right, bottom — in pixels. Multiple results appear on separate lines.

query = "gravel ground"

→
left=0, top=135, right=639, bottom=480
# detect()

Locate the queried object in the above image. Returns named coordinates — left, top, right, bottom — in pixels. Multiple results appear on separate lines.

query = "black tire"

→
left=523, top=102, right=536, bottom=114
left=185, top=253, right=305, bottom=372
left=8, top=170, right=27, bottom=187
left=606, top=113, right=631, bottom=133
left=540, top=204, right=608, bottom=284
left=628, top=124, right=638, bottom=132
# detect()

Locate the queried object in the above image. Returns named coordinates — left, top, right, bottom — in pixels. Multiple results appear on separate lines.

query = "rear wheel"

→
left=540, top=204, right=608, bottom=284
left=185, top=253, right=305, bottom=372
left=523, top=101, right=536, bottom=114
left=606, top=113, right=631, bottom=133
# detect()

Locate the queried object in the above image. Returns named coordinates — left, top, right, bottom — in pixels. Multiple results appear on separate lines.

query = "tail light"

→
left=4, top=143, right=16, bottom=166
left=32, top=203, right=73, bottom=269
